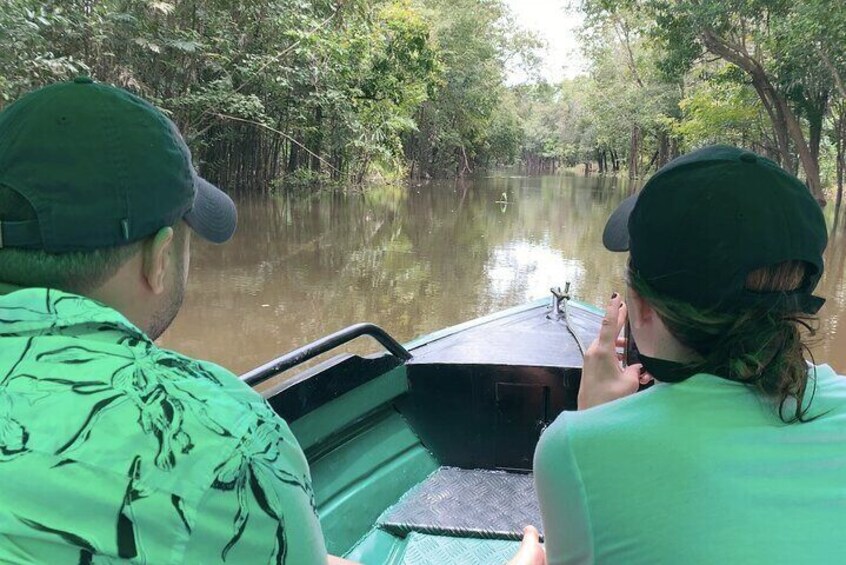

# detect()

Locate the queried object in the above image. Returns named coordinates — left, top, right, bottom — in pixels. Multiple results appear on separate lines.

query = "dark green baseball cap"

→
left=0, top=77, right=236, bottom=252
left=602, top=145, right=827, bottom=314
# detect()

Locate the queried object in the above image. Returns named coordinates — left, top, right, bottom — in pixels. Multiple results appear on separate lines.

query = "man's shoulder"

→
left=0, top=326, right=299, bottom=498
left=0, top=318, right=319, bottom=559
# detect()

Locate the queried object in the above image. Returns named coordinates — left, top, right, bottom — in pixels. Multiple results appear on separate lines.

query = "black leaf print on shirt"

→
left=15, top=515, right=97, bottom=553
left=250, top=470, right=287, bottom=565
left=116, top=456, right=145, bottom=558
left=10, top=346, right=225, bottom=467
left=56, top=393, right=124, bottom=455
left=213, top=418, right=312, bottom=564
left=2, top=290, right=317, bottom=564
left=36, top=345, right=133, bottom=366
left=52, top=459, right=76, bottom=468
left=1, top=337, right=33, bottom=387
left=172, top=494, right=192, bottom=533
left=0, top=395, right=30, bottom=461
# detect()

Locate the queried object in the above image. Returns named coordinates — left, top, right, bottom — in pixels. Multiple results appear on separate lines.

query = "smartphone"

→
left=625, top=320, right=653, bottom=390
left=624, top=319, right=640, bottom=367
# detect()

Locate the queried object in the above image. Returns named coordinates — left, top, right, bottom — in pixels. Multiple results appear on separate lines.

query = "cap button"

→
left=73, top=76, right=94, bottom=84
left=739, top=151, right=757, bottom=164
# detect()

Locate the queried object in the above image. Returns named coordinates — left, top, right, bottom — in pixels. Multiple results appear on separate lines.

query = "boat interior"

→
left=246, top=297, right=602, bottom=564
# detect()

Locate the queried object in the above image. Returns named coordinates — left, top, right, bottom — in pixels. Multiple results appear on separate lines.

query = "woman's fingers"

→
left=617, top=301, right=628, bottom=334
left=615, top=335, right=626, bottom=362
left=522, top=525, right=539, bottom=543
left=639, top=369, right=654, bottom=386
left=506, top=525, right=546, bottom=565
left=598, top=293, right=623, bottom=347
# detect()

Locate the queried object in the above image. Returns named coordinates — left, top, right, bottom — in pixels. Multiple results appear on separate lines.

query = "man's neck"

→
left=0, top=281, right=23, bottom=296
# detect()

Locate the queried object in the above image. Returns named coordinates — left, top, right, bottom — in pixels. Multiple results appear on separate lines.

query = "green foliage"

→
left=606, top=0, right=846, bottom=197
left=0, top=0, right=531, bottom=189
left=673, top=70, right=764, bottom=149
left=403, top=0, right=541, bottom=177
left=524, top=0, right=846, bottom=198
left=514, top=2, right=682, bottom=175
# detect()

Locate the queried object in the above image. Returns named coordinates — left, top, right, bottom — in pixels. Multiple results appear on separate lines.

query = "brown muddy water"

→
left=159, top=172, right=846, bottom=377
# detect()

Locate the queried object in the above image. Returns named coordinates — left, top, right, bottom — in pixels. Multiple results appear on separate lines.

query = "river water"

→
left=159, top=172, right=846, bottom=377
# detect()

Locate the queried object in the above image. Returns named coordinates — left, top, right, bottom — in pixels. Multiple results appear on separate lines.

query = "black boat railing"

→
left=240, top=322, right=413, bottom=387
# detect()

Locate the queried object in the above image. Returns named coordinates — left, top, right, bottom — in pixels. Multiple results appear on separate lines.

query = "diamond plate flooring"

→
left=401, top=533, right=522, bottom=565
left=379, top=467, right=542, bottom=541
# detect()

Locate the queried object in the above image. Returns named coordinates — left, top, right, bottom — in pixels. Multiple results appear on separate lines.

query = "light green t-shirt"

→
left=0, top=288, right=327, bottom=564
left=534, top=364, right=846, bottom=564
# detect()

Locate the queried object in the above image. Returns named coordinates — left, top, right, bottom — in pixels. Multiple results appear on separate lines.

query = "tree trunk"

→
left=802, top=89, right=829, bottom=183
left=657, top=130, right=670, bottom=169
left=628, top=126, right=640, bottom=179
left=287, top=140, right=299, bottom=173
left=670, top=137, right=680, bottom=161
left=311, top=106, right=323, bottom=173
left=700, top=31, right=824, bottom=203
left=836, top=108, right=846, bottom=223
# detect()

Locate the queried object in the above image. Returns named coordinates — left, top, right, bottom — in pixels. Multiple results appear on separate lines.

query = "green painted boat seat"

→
left=401, top=533, right=522, bottom=564
left=378, top=467, right=543, bottom=541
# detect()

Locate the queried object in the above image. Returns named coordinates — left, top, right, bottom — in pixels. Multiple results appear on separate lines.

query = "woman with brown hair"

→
left=534, top=145, right=846, bottom=564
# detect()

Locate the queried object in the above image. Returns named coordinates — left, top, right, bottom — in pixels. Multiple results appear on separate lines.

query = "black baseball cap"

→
left=602, top=145, right=827, bottom=314
left=0, top=77, right=236, bottom=252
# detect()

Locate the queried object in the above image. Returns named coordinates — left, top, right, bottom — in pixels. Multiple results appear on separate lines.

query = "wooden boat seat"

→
left=378, top=466, right=543, bottom=541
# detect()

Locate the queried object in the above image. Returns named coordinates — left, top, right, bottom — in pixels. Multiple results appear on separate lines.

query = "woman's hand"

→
left=506, top=526, right=546, bottom=565
left=578, top=293, right=652, bottom=410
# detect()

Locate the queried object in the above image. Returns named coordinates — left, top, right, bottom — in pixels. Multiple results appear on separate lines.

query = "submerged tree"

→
left=403, top=0, right=540, bottom=178
left=0, top=0, right=535, bottom=188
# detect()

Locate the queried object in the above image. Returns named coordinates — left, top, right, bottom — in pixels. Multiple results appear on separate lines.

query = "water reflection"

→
left=486, top=241, right=586, bottom=304
left=159, top=173, right=846, bottom=376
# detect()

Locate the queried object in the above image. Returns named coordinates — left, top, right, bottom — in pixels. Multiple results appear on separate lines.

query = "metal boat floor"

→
left=378, top=467, right=542, bottom=541
left=401, top=532, right=522, bottom=565
left=407, top=301, right=599, bottom=368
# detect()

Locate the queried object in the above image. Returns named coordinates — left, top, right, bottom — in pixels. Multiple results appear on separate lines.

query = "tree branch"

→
left=819, top=47, right=846, bottom=101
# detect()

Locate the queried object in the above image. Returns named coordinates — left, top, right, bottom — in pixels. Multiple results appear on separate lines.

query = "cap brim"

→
left=184, top=178, right=237, bottom=243
left=602, top=193, right=638, bottom=252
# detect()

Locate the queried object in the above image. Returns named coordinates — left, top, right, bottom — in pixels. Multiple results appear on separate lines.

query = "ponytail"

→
left=629, top=261, right=818, bottom=423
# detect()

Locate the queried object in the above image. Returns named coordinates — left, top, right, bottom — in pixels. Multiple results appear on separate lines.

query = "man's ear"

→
left=142, top=227, right=174, bottom=295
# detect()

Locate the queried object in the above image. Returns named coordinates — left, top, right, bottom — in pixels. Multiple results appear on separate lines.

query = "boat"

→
left=240, top=286, right=602, bottom=564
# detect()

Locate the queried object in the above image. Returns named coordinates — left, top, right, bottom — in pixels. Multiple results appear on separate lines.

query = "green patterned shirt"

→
left=0, top=288, right=327, bottom=564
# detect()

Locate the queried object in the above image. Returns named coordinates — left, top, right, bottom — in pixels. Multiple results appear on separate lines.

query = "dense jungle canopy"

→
left=2, top=0, right=846, bottom=202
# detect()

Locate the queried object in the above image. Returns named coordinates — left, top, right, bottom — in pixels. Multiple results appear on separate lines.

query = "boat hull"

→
left=254, top=298, right=603, bottom=561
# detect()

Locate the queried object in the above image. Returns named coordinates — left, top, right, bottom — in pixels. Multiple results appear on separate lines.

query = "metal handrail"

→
left=240, top=322, right=412, bottom=387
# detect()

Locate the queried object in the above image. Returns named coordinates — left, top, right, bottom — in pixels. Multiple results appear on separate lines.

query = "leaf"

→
left=133, top=38, right=162, bottom=54
left=148, top=1, right=175, bottom=15
left=15, top=515, right=96, bottom=553
left=35, top=345, right=109, bottom=365
left=168, top=39, right=201, bottom=53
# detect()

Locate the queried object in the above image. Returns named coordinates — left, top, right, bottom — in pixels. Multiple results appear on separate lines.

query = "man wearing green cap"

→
left=0, top=79, right=340, bottom=563
left=534, top=145, right=846, bottom=564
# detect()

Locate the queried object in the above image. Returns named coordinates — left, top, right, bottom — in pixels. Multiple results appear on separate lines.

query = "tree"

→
left=643, top=0, right=844, bottom=201
left=403, top=0, right=541, bottom=178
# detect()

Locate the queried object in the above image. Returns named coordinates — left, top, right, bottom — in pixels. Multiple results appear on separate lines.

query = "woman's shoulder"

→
left=539, top=363, right=846, bottom=465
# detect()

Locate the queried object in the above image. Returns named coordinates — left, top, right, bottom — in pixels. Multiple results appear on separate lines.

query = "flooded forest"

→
left=4, top=0, right=846, bottom=371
